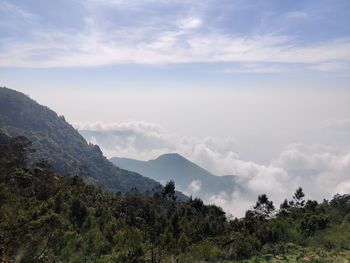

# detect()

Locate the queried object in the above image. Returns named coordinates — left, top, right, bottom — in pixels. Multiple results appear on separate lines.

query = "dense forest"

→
left=1, top=131, right=350, bottom=262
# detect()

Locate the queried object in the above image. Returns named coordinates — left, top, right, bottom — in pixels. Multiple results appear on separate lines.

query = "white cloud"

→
left=208, top=191, right=230, bottom=209
left=208, top=191, right=255, bottom=218
left=188, top=180, right=202, bottom=193
left=75, top=120, right=163, bottom=134
left=1, top=1, right=350, bottom=69
left=2, top=30, right=349, bottom=68
left=177, top=17, right=202, bottom=29
left=0, top=1, right=37, bottom=20
left=84, top=0, right=189, bottom=8
left=74, top=121, right=175, bottom=160
left=197, top=142, right=350, bottom=217
left=77, top=120, right=350, bottom=217
left=224, top=63, right=290, bottom=73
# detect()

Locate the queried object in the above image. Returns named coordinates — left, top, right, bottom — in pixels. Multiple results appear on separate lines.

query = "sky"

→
left=1, top=0, right=350, bottom=216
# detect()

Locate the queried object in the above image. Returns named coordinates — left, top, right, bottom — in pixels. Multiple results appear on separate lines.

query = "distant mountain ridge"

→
left=110, top=153, right=238, bottom=199
left=0, top=87, right=162, bottom=193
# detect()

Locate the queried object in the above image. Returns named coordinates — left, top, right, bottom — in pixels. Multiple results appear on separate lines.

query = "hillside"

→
left=0, top=130, right=227, bottom=262
left=1, top=131, right=349, bottom=262
left=0, top=87, right=161, bottom=193
left=110, top=153, right=238, bottom=198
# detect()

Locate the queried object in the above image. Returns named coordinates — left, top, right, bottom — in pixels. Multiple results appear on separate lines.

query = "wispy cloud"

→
left=0, top=1, right=37, bottom=20
left=308, top=61, right=350, bottom=73
left=188, top=180, right=202, bottom=193
left=286, top=11, right=309, bottom=20
left=75, top=121, right=174, bottom=160
left=1, top=1, right=349, bottom=70
left=224, top=63, right=290, bottom=74
left=1, top=26, right=350, bottom=68
left=177, top=17, right=202, bottom=29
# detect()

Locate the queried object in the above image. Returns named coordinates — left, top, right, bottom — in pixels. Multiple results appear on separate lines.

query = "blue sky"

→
left=0, top=0, right=349, bottom=162
left=1, top=0, right=350, bottom=215
left=0, top=0, right=350, bottom=91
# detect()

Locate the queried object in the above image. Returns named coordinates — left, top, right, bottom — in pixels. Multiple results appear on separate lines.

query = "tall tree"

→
left=290, top=187, right=305, bottom=209
left=253, top=194, right=275, bottom=220
left=162, top=180, right=176, bottom=201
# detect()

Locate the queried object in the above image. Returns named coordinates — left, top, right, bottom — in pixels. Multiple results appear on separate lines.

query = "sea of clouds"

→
left=75, top=120, right=350, bottom=217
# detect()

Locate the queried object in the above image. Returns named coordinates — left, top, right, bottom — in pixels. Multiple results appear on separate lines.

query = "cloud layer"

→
left=76, top=120, right=350, bottom=217
left=0, top=0, right=350, bottom=74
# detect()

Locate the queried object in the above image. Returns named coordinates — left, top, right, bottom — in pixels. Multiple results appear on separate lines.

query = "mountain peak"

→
left=154, top=153, right=186, bottom=161
left=110, top=152, right=237, bottom=198
left=151, top=153, right=195, bottom=168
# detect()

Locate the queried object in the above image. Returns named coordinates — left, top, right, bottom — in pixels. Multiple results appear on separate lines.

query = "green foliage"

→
left=1, top=130, right=350, bottom=262
left=162, top=180, right=176, bottom=200
left=243, top=245, right=350, bottom=263
left=180, top=240, right=224, bottom=262
left=253, top=194, right=275, bottom=220
left=0, top=132, right=227, bottom=262
left=293, top=187, right=306, bottom=206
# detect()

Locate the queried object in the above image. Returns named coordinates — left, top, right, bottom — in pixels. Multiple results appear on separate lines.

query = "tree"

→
left=190, top=197, right=204, bottom=211
left=0, top=132, right=33, bottom=168
left=162, top=180, right=176, bottom=200
left=301, top=215, right=329, bottom=235
left=290, top=187, right=305, bottom=209
left=70, top=199, right=88, bottom=227
left=253, top=194, right=275, bottom=220
left=279, top=199, right=290, bottom=215
left=178, top=233, right=189, bottom=253
left=171, top=211, right=180, bottom=238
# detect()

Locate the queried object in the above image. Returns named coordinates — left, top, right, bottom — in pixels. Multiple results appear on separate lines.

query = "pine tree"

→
left=291, top=187, right=305, bottom=209
left=253, top=194, right=275, bottom=220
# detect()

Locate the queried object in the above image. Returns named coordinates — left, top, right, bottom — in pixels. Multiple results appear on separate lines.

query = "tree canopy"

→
left=1, top=131, right=350, bottom=262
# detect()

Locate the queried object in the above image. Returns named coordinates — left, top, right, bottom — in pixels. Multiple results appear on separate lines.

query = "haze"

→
left=1, top=0, right=349, bottom=215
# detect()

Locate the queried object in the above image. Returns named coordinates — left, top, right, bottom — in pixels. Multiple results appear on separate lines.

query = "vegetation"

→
left=1, top=131, right=350, bottom=262
left=0, top=87, right=163, bottom=193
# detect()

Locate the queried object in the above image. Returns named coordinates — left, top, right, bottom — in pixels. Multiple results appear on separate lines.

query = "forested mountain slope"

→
left=0, top=87, right=161, bottom=192
left=1, top=131, right=350, bottom=262
left=0, top=131, right=227, bottom=262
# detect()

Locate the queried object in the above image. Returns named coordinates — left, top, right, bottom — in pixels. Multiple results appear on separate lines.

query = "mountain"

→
left=110, top=153, right=238, bottom=198
left=0, top=87, right=162, bottom=193
left=2, top=129, right=350, bottom=262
